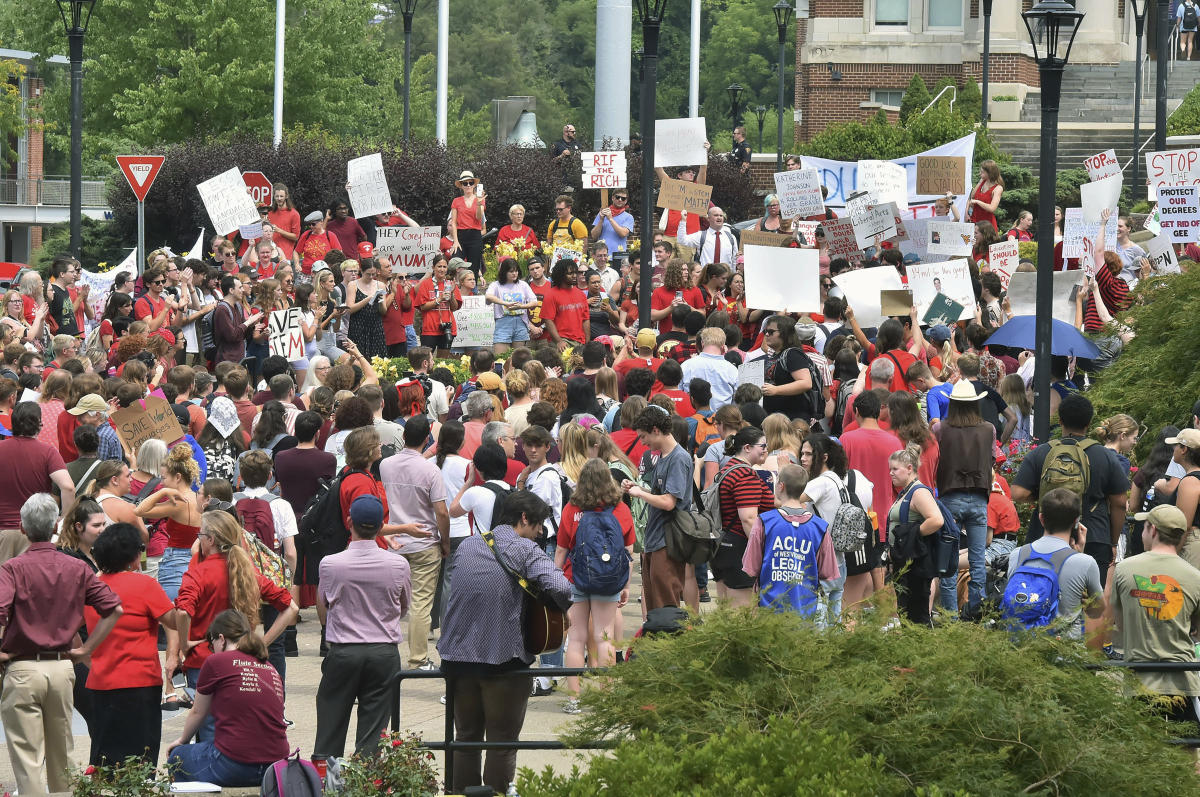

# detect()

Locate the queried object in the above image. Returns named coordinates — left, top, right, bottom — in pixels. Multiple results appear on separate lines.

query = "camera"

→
left=440, top=322, right=453, bottom=338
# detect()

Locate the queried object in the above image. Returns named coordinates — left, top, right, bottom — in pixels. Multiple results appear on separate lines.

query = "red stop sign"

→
left=242, top=171, right=272, bottom=206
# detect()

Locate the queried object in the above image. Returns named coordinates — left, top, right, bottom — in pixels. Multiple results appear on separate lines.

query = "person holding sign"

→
left=965, top=160, right=1004, bottom=232
left=655, top=152, right=710, bottom=237
left=484, top=258, right=537, bottom=355
left=590, top=190, right=633, bottom=253
left=415, top=255, right=462, bottom=358
left=449, top=171, right=487, bottom=278
left=1082, top=209, right=1132, bottom=334
left=1112, top=216, right=1149, bottom=286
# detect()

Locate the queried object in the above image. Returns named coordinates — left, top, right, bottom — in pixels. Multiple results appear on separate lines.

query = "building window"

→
left=876, top=0, right=909, bottom=25
left=872, top=90, right=905, bottom=107
left=927, top=0, right=963, bottom=27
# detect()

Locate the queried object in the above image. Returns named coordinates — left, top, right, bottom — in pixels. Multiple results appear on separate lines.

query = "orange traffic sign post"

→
left=116, top=155, right=166, bottom=274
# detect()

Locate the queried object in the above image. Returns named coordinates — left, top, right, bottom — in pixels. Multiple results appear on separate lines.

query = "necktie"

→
left=713, top=230, right=721, bottom=264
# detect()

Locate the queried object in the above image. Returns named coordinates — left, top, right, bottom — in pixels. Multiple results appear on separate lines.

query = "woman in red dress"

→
left=966, top=159, right=1004, bottom=232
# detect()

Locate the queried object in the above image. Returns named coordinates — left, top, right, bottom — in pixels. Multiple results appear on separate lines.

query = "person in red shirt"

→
left=414, top=255, right=462, bottom=357
left=651, top=359, right=696, bottom=417
left=495, top=203, right=541, bottom=251
left=540, top=259, right=589, bottom=351
left=293, top=211, right=343, bottom=278
left=613, top=328, right=664, bottom=381
left=267, top=183, right=302, bottom=261
left=655, top=160, right=709, bottom=236
left=712, top=427, right=777, bottom=606
left=650, top=260, right=704, bottom=335
left=448, top=170, right=487, bottom=277
left=134, top=266, right=179, bottom=332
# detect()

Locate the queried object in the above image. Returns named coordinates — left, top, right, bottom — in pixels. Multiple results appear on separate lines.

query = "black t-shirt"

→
left=552, top=139, right=581, bottom=159
left=49, top=283, right=79, bottom=337
left=1013, top=437, right=1131, bottom=546
left=731, top=139, right=752, bottom=166
left=970, top=379, right=1008, bottom=438
left=764, top=347, right=815, bottom=419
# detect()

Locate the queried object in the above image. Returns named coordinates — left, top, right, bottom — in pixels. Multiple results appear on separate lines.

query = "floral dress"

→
left=347, top=284, right=387, bottom=359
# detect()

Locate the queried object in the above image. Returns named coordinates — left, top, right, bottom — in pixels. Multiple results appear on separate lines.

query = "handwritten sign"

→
left=988, top=240, right=1020, bottom=289
left=268, top=307, right=305, bottom=361
left=1145, top=232, right=1182, bottom=275
left=238, top=221, right=263, bottom=241
left=656, top=177, right=713, bottom=213
left=450, top=295, right=492, bottom=348
left=1156, top=185, right=1200, bottom=243
left=196, top=167, right=259, bottom=236
left=857, top=160, right=909, bottom=213
left=111, top=395, right=185, bottom=453
left=907, top=260, right=975, bottom=321
left=821, top=217, right=861, bottom=261
left=582, top=151, right=626, bottom=189
left=739, top=229, right=792, bottom=252
left=374, top=225, right=442, bottom=275
left=654, top=117, right=708, bottom=168
left=916, top=155, right=967, bottom=196
left=743, top=246, right=820, bottom=313
left=552, top=246, right=582, bottom=267
left=347, top=153, right=392, bottom=218
left=850, top=203, right=897, bottom=249
left=1084, top=149, right=1122, bottom=182
left=926, top=220, right=975, bottom=256
left=1145, top=147, right=1200, bottom=200
left=737, top=358, right=764, bottom=388
left=774, top=168, right=825, bottom=218
left=1080, top=173, right=1122, bottom=223
left=793, top=221, right=820, bottom=247
left=1062, top=207, right=1118, bottom=258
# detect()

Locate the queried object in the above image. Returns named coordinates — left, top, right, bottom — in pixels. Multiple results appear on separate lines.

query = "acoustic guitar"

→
left=481, top=530, right=568, bottom=655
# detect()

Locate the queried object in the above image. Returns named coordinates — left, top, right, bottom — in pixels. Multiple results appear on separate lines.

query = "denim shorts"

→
left=493, top=313, right=530, bottom=344
left=571, top=585, right=623, bottom=603
left=157, top=546, right=193, bottom=602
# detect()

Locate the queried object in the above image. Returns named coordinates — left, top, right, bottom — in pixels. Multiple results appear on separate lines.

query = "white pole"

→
left=689, top=0, right=700, bottom=117
left=273, top=0, right=285, bottom=148
left=594, top=0, right=632, bottom=147
left=436, top=0, right=449, bottom=145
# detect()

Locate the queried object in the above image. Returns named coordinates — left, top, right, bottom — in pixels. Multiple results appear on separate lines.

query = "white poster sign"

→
left=374, top=226, right=442, bottom=275
left=988, top=240, right=1020, bottom=289
left=196, top=167, right=259, bottom=236
left=581, top=151, right=627, bottom=189
left=1156, top=185, right=1200, bottom=243
left=906, top=261, right=975, bottom=321
left=268, top=307, right=304, bottom=361
left=1080, top=173, right=1123, bottom=223
left=857, top=160, right=909, bottom=213
left=1062, top=207, right=1118, bottom=259
left=450, top=295, right=493, bottom=348
left=78, top=266, right=119, bottom=321
left=737, top=358, right=765, bottom=388
left=848, top=199, right=896, bottom=249
left=821, top=217, right=862, bottom=262
left=1145, top=147, right=1200, bottom=201
left=899, top=217, right=930, bottom=263
left=654, top=117, right=708, bottom=168
left=774, top=168, right=825, bottom=218
left=742, top=246, right=820, bottom=313
left=831, top=266, right=904, bottom=327
left=347, top=153, right=392, bottom=218
left=1146, top=232, right=1182, bottom=275
left=1083, top=149, right=1122, bottom=182
left=1007, top=271, right=1080, bottom=324
left=926, top=220, right=975, bottom=256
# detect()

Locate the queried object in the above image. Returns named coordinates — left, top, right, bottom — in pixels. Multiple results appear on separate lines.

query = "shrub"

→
left=71, top=757, right=171, bottom=797
left=338, top=731, right=438, bottom=796
left=958, top=77, right=982, bottom=123
left=993, top=95, right=1019, bottom=102
left=1017, top=240, right=1038, bottom=262
left=899, top=73, right=932, bottom=124
left=1168, top=80, right=1200, bottom=135
left=531, top=608, right=1197, bottom=795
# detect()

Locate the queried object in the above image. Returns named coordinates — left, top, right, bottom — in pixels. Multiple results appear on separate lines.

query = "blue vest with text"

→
left=758, top=509, right=827, bottom=616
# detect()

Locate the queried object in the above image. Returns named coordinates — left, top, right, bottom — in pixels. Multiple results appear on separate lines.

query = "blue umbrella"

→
left=983, top=315, right=1102, bottom=359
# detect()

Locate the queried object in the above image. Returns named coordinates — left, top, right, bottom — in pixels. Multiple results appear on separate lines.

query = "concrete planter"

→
left=991, top=99, right=1022, bottom=122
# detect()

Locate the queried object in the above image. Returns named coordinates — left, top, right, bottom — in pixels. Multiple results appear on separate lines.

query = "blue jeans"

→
left=405, top=324, right=418, bottom=351
left=937, top=492, right=988, bottom=613
left=157, top=547, right=192, bottom=602
left=538, top=541, right=564, bottom=669
left=169, top=741, right=270, bottom=787
left=819, top=552, right=847, bottom=626
left=185, top=669, right=216, bottom=742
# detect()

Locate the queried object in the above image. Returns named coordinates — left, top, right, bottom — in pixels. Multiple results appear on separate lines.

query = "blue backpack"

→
left=899, top=484, right=961, bottom=578
left=1000, top=544, right=1076, bottom=630
left=570, top=506, right=631, bottom=595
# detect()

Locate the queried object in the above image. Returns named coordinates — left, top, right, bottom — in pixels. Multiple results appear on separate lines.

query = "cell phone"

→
left=475, top=183, right=484, bottom=197
left=336, top=304, right=349, bottom=311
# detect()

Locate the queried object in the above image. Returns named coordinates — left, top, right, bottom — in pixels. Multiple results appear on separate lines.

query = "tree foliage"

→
left=1168, top=80, right=1200, bottom=136
left=899, top=73, right=931, bottom=124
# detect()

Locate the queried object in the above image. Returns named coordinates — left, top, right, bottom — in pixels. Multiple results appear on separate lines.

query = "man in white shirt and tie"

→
left=676, top=206, right=738, bottom=267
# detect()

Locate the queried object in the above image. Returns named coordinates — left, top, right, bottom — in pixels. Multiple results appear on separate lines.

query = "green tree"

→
left=899, top=73, right=930, bottom=124
left=958, top=77, right=982, bottom=122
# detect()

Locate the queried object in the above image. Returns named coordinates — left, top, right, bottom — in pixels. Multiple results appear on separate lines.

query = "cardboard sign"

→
left=1145, top=147, right=1200, bottom=201
left=582, top=151, right=626, bottom=189
left=774, top=168, right=825, bottom=218
left=1084, top=149, right=1122, bottom=182
left=656, top=177, right=713, bottom=214
left=654, top=117, right=708, bottom=168
left=879, top=289, right=914, bottom=318
left=1062, top=207, right=1118, bottom=258
left=374, top=226, right=442, bottom=275
left=822, top=217, right=862, bottom=261
left=1080, top=173, right=1122, bottom=223
left=857, top=160, right=909, bottom=213
left=739, top=229, right=792, bottom=252
left=196, top=167, right=259, bottom=236
left=922, top=293, right=965, bottom=326
left=1007, top=270, right=1080, bottom=324
left=907, top=260, right=975, bottom=321
left=268, top=307, right=305, bottom=361
left=347, top=153, right=392, bottom=218
left=450, top=295, right=493, bottom=348
left=743, top=246, right=820, bottom=313
left=1145, top=232, right=1182, bottom=275
left=926, top=220, right=975, bottom=256
left=915, top=155, right=967, bottom=196
left=1156, top=185, right=1200, bottom=243
left=111, top=395, right=186, bottom=453
left=831, top=266, right=904, bottom=327
left=988, top=240, right=1020, bottom=289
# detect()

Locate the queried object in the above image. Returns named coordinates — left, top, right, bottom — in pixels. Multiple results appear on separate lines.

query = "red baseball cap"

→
left=357, top=241, right=375, bottom=259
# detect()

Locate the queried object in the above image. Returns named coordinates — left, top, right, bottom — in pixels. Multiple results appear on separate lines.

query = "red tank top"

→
left=165, top=516, right=201, bottom=549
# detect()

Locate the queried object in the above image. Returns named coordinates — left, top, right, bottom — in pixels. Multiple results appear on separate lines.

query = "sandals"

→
left=161, top=691, right=194, bottom=711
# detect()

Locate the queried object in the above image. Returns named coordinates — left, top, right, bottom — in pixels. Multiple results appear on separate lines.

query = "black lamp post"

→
left=54, top=0, right=96, bottom=260
left=399, top=0, right=418, bottom=146
left=726, top=82, right=744, bottom=131
left=1023, top=0, right=1084, bottom=445
left=774, top=1, right=793, bottom=172
left=635, top=0, right=668, bottom=331
left=1156, top=0, right=1169, bottom=151
left=982, top=0, right=994, bottom=127
left=754, top=104, right=768, bottom=152
left=1130, top=0, right=1147, bottom=196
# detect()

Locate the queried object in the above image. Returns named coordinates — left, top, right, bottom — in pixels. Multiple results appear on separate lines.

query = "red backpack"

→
left=233, top=492, right=278, bottom=549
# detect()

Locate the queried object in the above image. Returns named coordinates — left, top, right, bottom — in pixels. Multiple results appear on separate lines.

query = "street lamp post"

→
left=982, top=0, right=994, bottom=127
left=726, top=83, right=744, bottom=131
left=1129, top=0, right=1147, bottom=195
left=754, top=105, right=768, bottom=152
left=774, top=1, right=793, bottom=172
left=635, top=0, right=668, bottom=331
left=399, top=0, right=418, bottom=146
left=1156, top=0, right=1169, bottom=151
left=1023, top=0, right=1084, bottom=445
left=54, top=0, right=96, bottom=260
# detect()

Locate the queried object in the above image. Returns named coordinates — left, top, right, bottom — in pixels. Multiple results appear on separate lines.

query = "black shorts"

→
left=711, top=530, right=755, bottom=589
left=421, top=334, right=449, bottom=350
left=846, top=535, right=886, bottom=577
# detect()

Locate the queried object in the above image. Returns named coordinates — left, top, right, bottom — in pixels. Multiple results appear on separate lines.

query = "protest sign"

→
left=857, top=160, right=909, bottom=212
left=451, top=295, right=492, bottom=348
left=654, top=117, right=708, bottom=168
left=899, top=217, right=930, bottom=263
left=1080, top=173, right=1123, bottom=222
left=831, top=266, right=904, bottom=327
left=1144, top=204, right=1162, bottom=236
left=581, top=151, right=626, bottom=189
left=988, top=240, right=1020, bottom=289
left=739, top=230, right=792, bottom=251
left=737, top=358, right=765, bottom=388
left=878, top=202, right=909, bottom=241
left=792, top=221, right=820, bottom=247
left=822, top=217, right=862, bottom=261
left=915, top=155, right=967, bottom=196
left=1156, top=185, right=1200, bottom=243
left=374, top=226, right=442, bottom=275
left=111, top=395, right=185, bottom=453
left=1062, top=207, right=1118, bottom=258
left=1145, top=147, right=1200, bottom=200
left=1083, top=149, right=1122, bottom=182
left=1007, top=270, right=1080, bottom=324
left=774, top=168, right=825, bottom=218
left=848, top=198, right=896, bottom=249
left=926, top=220, right=975, bottom=256
left=239, top=221, right=263, bottom=242
left=78, top=267, right=118, bottom=321
left=743, top=246, right=820, bottom=313
left=656, top=177, right=713, bottom=213
left=347, top=153, right=392, bottom=218
left=907, top=260, right=975, bottom=321
left=880, top=289, right=913, bottom=318
left=552, top=246, right=583, bottom=267
left=268, top=307, right=305, bottom=361
left=1146, top=232, right=1182, bottom=275
left=197, top=167, right=259, bottom=236
left=922, top=294, right=965, bottom=326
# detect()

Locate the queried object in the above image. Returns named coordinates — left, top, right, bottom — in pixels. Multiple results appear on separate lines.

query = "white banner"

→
left=268, top=307, right=304, bottom=361
left=1083, top=149, right=1121, bottom=182
left=1080, top=173, right=1122, bottom=223
left=654, top=118, right=708, bottom=168
left=1157, top=185, right=1200, bottom=243
left=926, top=220, right=975, bottom=256
left=374, top=226, right=442, bottom=275
left=347, top=153, right=392, bottom=218
left=1062, top=207, right=1118, bottom=259
left=581, top=151, right=626, bottom=189
left=774, top=168, right=825, bottom=218
left=1145, top=147, right=1200, bottom=201
left=857, top=160, right=909, bottom=213
left=197, top=167, right=259, bottom=236
left=831, top=266, right=904, bottom=327
left=907, top=261, right=975, bottom=321
left=450, top=295, right=492, bottom=348
left=743, top=246, right=820, bottom=313
left=989, top=240, right=1019, bottom=289
left=801, top=132, right=975, bottom=214
left=78, top=265, right=120, bottom=321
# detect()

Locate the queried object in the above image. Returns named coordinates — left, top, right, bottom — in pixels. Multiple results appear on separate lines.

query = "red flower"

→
left=639, top=704, right=657, bottom=711
left=391, top=739, right=403, bottom=747
left=84, top=766, right=96, bottom=776
left=373, top=779, right=384, bottom=787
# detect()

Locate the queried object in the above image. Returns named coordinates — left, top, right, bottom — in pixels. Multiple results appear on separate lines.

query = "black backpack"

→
left=478, top=481, right=516, bottom=532
left=298, top=467, right=369, bottom=547
left=1186, top=2, right=1198, bottom=27
left=772, top=348, right=825, bottom=422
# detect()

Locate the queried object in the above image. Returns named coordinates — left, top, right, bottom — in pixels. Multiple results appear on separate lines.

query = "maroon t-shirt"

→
left=0, top=437, right=66, bottom=528
left=197, top=651, right=289, bottom=764
left=274, top=446, right=337, bottom=519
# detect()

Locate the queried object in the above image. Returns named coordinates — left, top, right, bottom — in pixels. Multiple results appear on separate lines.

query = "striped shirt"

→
left=718, top=460, right=776, bottom=538
left=1084, top=266, right=1129, bottom=333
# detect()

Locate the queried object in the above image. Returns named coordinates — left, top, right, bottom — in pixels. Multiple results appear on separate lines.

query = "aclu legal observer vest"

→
left=758, top=509, right=828, bottom=617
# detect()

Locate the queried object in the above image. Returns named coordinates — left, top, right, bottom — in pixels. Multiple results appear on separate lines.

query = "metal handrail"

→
left=920, top=85, right=956, bottom=116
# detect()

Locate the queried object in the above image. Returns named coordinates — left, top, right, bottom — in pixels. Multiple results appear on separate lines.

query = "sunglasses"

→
left=614, top=196, right=628, bottom=202
left=461, top=180, right=476, bottom=186
left=151, top=279, right=166, bottom=285
left=258, top=209, right=269, bottom=215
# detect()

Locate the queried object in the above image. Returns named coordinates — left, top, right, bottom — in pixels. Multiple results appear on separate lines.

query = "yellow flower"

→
left=180, top=251, right=190, bottom=257
left=96, top=262, right=107, bottom=269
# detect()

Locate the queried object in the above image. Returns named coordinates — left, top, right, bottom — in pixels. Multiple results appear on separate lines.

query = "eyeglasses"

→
left=222, top=251, right=236, bottom=257
left=764, top=328, right=779, bottom=335
left=258, top=209, right=269, bottom=215
left=753, top=442, right=768, bottom=450
left=555, top=206, right=568, bottom=212
left=150, top=279, right=166, bottom=285
left=614, top=196, right=628, bottom=202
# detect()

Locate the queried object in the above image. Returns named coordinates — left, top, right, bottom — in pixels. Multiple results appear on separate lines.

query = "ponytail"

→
left=206, top=609, right=269, bottom=661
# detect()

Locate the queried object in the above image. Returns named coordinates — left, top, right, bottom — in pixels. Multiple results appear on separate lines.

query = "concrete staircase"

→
left=987, top=60, right=1200, bottom=182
